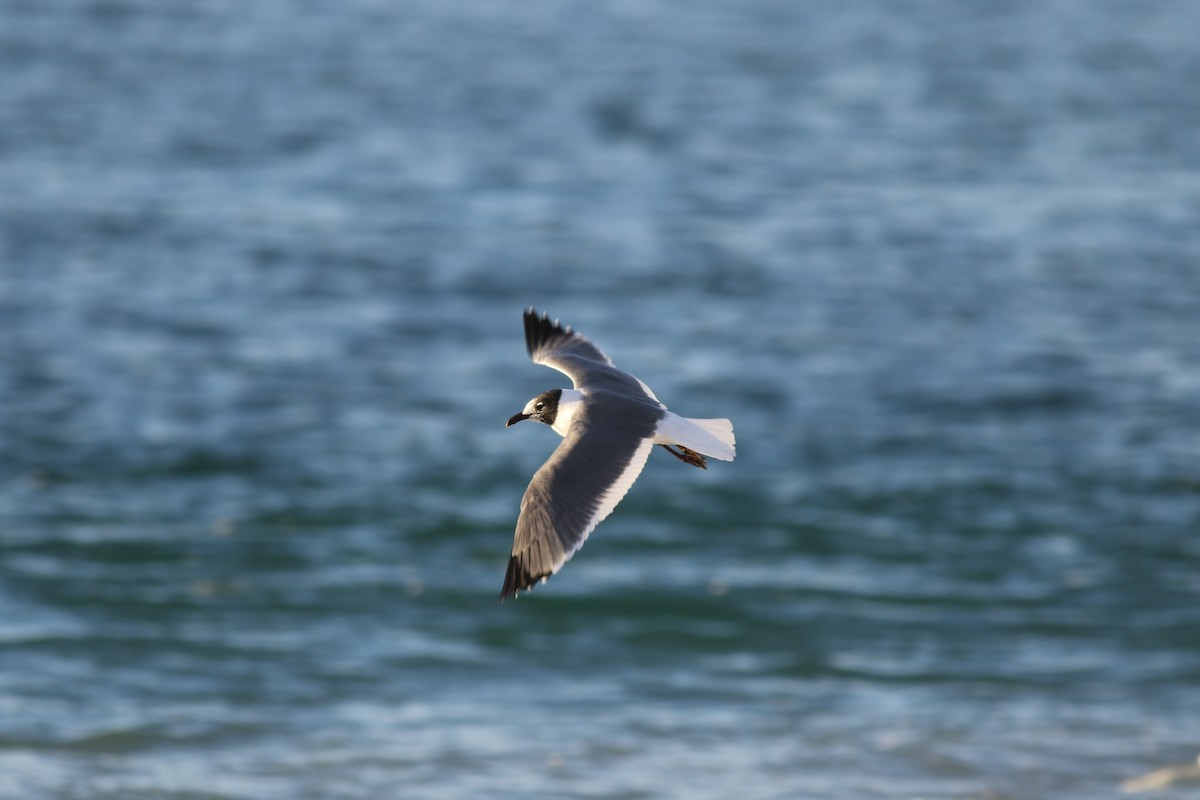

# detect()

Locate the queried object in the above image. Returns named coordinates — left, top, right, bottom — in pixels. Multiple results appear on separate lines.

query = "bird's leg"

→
left=659, top=444, right=707, bottom=470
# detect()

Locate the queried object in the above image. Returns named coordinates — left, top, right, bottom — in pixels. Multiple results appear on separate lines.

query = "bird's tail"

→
left=656, top=414, right=736, bottom=461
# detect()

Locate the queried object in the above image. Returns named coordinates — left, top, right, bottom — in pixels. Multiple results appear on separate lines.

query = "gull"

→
left=501, top=308, right=735, bottom=599
left=1121, top=754, right=1200, bottom=793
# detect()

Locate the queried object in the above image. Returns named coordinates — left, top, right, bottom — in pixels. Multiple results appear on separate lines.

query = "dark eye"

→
left=535, top=402, right=544, bottom=411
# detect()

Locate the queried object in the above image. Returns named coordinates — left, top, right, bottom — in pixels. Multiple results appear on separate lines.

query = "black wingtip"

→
left=499, top=554, right=547, bottom=601
left=522, top=308, right=573, bottom=360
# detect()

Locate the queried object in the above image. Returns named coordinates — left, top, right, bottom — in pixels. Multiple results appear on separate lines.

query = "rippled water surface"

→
left=3, top=1, right=1200, bottom=798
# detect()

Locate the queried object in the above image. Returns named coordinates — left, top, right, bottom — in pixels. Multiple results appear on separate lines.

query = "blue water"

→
left=3, top=1, right=1200, bottom=798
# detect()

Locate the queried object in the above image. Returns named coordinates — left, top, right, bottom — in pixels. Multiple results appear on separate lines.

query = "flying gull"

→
left=501, top=308, right=735, bottom=599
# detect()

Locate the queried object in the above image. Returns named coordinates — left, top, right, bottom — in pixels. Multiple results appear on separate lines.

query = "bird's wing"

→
left=501, top=395, right=661, bottom=599
left=523, top=308, right=650, bottom=396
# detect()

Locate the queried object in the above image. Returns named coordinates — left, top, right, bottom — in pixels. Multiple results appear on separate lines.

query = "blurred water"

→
left=3, top=1, right=1200, bottom=798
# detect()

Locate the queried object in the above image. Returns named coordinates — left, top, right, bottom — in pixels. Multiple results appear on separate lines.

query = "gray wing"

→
left=501, top=395, right=662, bottom=599
left=524, top=308, right=650, bottom=396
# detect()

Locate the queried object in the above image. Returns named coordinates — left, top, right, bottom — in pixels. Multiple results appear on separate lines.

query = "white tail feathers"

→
left=654, top=414, right=736, bottom=462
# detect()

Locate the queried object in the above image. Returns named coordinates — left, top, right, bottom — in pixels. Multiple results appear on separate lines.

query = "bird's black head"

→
left=506, top=388, right=562, bottom=428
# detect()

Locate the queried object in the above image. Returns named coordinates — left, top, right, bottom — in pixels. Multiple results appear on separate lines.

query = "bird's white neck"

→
left=551, top=389, right=585, bottom=437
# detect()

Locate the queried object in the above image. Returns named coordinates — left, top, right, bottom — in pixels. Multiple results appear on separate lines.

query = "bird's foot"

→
left=659, top=444, right=707, bottom=470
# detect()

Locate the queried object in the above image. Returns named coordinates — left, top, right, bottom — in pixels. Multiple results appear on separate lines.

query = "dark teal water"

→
left=3, top=1, right=1200, bottom=798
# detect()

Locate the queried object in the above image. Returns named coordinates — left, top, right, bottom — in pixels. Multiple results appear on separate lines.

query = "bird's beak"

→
left=506, top=412, right=530, bottom=427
